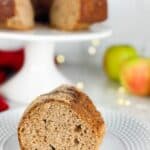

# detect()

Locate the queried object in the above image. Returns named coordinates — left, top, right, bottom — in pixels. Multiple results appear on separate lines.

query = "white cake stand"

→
left=0, top=23, right=112, bottom=103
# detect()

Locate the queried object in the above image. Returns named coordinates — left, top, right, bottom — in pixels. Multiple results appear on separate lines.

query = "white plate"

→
left=0, top=24, right=112, bottom=41
left=0, top=108, right=150, bottom=150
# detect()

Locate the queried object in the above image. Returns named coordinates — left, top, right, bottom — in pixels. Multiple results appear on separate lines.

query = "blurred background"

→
left=0, top=0, right=150, bottom=123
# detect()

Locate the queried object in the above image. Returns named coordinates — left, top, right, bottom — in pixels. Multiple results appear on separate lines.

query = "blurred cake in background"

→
left=0, top=0, right=107, bottom=31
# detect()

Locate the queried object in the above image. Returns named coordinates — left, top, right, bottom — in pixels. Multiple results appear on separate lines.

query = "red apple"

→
left=120, top=58, right=150, bottom=96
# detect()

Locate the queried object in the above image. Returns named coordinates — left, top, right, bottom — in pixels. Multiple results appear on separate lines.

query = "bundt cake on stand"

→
left=0, top=0, right=112, bottom=104
left=0, top=0, right=107, bottom=30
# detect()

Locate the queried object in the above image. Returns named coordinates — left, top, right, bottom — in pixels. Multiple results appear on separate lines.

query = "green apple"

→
left=120, top=58, right=150, bottom=96
left=103, top=45, right=138, bottom=81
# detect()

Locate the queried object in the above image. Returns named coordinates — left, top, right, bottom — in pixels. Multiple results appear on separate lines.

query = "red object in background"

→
left=0, top=48, right=24, bottom=111
left=0, top=94, right=9, bottom=112
left=0, top=71, right=6, bottom=84
left=0, top=48, right=24, bottom=84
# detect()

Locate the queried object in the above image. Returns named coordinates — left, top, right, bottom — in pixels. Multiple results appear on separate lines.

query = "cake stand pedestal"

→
left=1, top=41, right=68, bottom=103
left=0, top=24, right=112, bottom=103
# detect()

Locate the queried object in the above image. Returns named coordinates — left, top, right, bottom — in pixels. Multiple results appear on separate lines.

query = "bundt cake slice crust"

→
left=80, top=0, right=107, bottom=23
left=50, top=0, right=84, bottom=30
left=50, top=0, right=107, bottom=30
left=0, top=0, right=15, bottom=21
left=18, top=85, right=105, bottom=150
left=0, top=0, right=34, bottom=30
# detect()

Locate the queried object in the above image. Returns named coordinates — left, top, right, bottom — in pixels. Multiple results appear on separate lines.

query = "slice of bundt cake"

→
left=0, top=0, right=34, bottom=30
left=18, top=85, right=105, bottom=150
